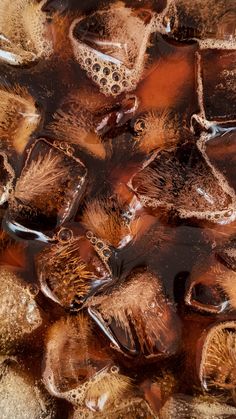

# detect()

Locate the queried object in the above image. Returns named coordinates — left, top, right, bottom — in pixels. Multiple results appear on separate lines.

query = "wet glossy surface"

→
left=0, top=0, right=236, bottom=418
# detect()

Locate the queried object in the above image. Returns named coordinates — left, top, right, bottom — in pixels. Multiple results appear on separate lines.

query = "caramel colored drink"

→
left=0, top=1, right=236, bottom=418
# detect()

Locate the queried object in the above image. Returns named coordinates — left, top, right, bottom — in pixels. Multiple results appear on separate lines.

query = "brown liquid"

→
left=0, top=1, right=236, bottom=418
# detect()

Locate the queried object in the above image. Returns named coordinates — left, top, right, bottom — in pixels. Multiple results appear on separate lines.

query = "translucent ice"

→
left=0, top=357, right=56, bottom=419
left=0, top=0, right=53, bottom=65
left=0, top=267, right=43, bottom=353
left=69, top=4, right=159, bottom=96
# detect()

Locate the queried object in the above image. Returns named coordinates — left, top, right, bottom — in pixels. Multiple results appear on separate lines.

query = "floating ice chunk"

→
left=0, top=267, right=43, bottom=353
left=0, top=358, right=56, bottom=419
left=0, top=0, right=53, bottom=65
left=69, top=4, right=160, bottom=96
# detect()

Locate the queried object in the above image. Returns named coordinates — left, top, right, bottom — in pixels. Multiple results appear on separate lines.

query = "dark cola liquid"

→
left=0, top=1, right=236, bottom=418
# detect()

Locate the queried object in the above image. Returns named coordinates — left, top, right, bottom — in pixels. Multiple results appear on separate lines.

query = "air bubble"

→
left=86, top=231, right=93, bottom=239
left=69, top=7, right=158, bottom=97
left=58, top=228, right=73, bottom=243
left=103, top=67, right=110, bottom=76
left=111, top=85, right=121, bottom=94
left=100, top=78, right=107, bottom=86
left=85, top=58, right=92, bottom=66
left=0, top=0, right=53, bottom=66
left=110, top=365, right=119, bottom=374
left=103, top=248, right=111, bottom=258
left=134, top=118, right=146, bottom=133
left=93, top=63, right=100, bottom=72
left=112, top=72, right=120, bottom=81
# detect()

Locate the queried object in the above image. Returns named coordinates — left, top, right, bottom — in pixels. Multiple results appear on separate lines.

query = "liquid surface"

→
left=0, top=1, right=236, bottom=418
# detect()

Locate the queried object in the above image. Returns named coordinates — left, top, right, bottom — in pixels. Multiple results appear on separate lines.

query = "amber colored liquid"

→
left=0, top=0, right=236, bottom=418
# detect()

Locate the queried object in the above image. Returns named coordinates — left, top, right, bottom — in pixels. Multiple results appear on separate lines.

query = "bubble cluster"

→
left=88, top=270, right=181, bottom=358
left=86, top=230, right=112, bottom=270
left=0, top=0, right=236, bottom=417
left=199, top=321, right=236, bottom=392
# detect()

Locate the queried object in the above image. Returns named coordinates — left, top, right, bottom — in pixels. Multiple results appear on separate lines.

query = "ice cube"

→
left=132, top=111, right=181, bottom=155
left=48, top=94, right=107, bottom=160
left=87, top=270, right=182, bottom=359
left=36, top=233, right=112, bottom=310
left=217, top=240, right=236, bottom=271
left=0, top=86, right=40, bottom=155
left=81, top=197, right=131, bottom=248
left=205, top=129, right=236, bottom=191
left=43, top=315, right=132, bottom=411
left=185, top=255, right=232, bottom=314
left=171, top=0, right=236, bottom=44
left=8, top=138, right=87, bottom=235
left=129, top=141, right=236, bottom=223
left=140, top=371, right=177, bottom=413
left=69, top=4, right=159, bottom=96
left=0, top=0, right=53, bottom=65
